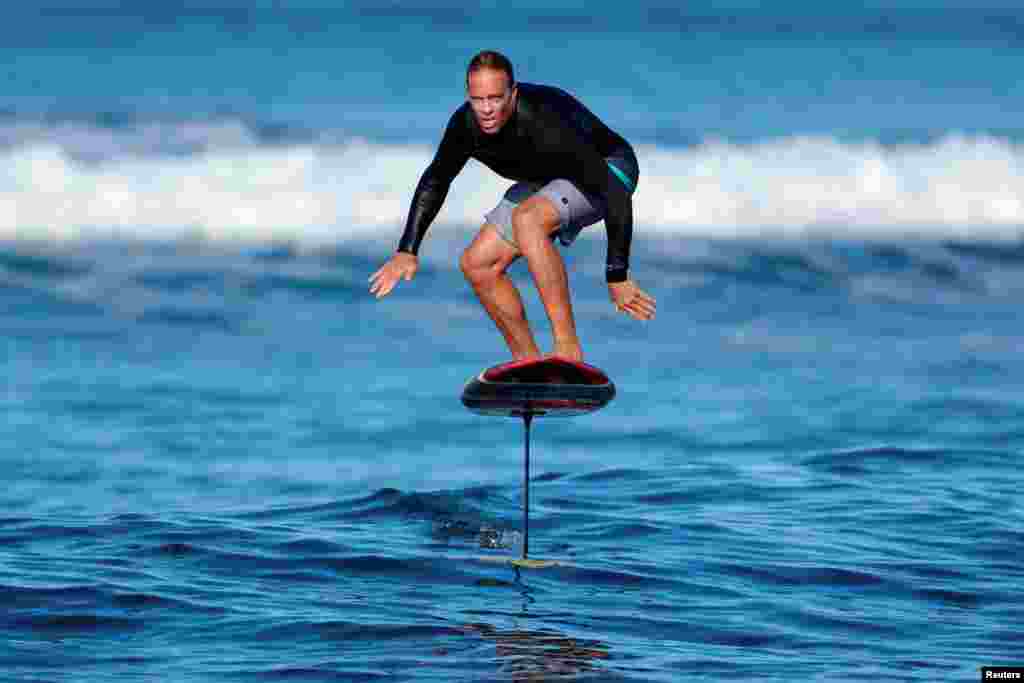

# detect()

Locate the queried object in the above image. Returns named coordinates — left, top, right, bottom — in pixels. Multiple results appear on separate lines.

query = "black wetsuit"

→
left=397, top=83, right=639, bottom=283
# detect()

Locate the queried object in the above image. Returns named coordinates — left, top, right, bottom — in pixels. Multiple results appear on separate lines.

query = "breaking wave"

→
left=3, top=118, right=1023, bottom=244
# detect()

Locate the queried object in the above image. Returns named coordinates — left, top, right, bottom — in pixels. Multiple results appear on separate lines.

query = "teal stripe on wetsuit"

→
left=606, top=161, right=635, bottom=193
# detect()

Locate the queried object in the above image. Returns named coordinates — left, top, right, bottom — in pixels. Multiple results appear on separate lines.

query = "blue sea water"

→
left=3, top=2, right=1024, bottom=681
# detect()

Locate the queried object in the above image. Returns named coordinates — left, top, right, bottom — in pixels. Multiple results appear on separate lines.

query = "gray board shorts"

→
left=485, top=179, right=604, bottom=250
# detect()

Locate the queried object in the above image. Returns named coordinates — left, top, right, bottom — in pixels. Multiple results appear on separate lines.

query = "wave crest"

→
left=3, top=120, right=1023, bottom=244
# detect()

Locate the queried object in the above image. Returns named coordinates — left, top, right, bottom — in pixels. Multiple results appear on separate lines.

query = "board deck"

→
left=461, top=356, right=615, bottom=417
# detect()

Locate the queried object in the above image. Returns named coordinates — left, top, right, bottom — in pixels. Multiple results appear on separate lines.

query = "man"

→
left=369, top=50, right=656, bottom=362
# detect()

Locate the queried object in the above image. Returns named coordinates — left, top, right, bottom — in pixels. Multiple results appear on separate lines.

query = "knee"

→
left=511, top=204, right=552, bottom=247
left=458, top=249, right=477, bottom=279
left=460, top=249, right=496, bottom=286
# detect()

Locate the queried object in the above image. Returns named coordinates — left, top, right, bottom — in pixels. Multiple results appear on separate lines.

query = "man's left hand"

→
left=608, top=279, right=656, bottom=321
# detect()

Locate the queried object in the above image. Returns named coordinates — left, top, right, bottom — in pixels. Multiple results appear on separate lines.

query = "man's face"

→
left=467, top=68, right=517, bottom=135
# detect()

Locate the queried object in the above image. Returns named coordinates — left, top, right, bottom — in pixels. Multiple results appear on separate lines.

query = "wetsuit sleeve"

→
left=397, top=109, right=471, bottom=255
left=530, top=108, right=633, bottom=283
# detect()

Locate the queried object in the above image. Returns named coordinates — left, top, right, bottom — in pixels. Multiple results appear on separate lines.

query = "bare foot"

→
left=548, top=343, right=583, bottom=363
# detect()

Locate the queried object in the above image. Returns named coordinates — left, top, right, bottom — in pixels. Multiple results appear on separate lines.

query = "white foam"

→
left=637, top=135, right=1024, bottom=240
left=3, top=121, right=1023, bottom=244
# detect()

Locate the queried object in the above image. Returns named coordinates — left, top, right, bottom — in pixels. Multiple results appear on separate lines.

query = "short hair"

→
left=466, top=50, right=515, bottom=88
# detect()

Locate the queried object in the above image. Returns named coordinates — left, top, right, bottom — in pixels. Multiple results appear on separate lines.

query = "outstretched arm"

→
left=372, top=108, right=471, bottom=299
left=396, top=108, right=471, bottom=256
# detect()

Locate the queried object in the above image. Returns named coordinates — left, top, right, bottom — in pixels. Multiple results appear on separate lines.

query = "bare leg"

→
left=460, top=225, right=541, bottom=360
left=512, top=198, right=583, bottom=361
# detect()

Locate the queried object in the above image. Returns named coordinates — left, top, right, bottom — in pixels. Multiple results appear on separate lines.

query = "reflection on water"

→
left=462, top=622, right=611, bottom=681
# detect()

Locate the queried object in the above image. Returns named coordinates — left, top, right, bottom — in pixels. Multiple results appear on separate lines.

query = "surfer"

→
left=369, top=50, right=656, bottom=361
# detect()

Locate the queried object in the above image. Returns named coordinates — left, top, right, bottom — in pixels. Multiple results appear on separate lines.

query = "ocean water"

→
left=3, top=2, right=1023, bottom=681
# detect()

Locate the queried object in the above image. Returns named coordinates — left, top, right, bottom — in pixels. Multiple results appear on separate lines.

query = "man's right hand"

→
left=369, top=252, right=419, bottom=299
